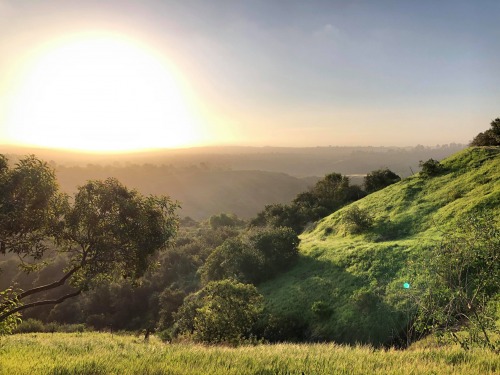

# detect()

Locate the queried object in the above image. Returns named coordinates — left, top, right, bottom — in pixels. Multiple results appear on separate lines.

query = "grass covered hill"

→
left=259, top=147, right=500, bottom=345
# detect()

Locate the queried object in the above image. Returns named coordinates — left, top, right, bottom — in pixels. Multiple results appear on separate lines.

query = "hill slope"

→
left=259, top=147, right=500, bottom=345
left=54, top=166, right=314, bottom=220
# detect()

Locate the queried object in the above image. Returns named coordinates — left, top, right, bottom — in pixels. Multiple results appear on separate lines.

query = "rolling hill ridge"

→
left=259, top=147, right=500, bottom=345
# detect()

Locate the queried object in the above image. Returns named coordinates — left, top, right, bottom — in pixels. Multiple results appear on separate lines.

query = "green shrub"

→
left=13, top=319, right=87, bottom=334
left=13, top=319, right=45, bottom=333
left=470, top=117, right=500, bottom=146
left=200, top=227, right=299, bottom=285
left=419, top=158, right=445, bottom=177
left=174, top=280, right=264, bottom=345
left=311, top=301, right=333, bottom=318
left=410, top=212, right=500, bottom=350
left=157, top=328, right=175, bottom=342
left=341, top=206, right=373, bottom=234
left=364, top=169, right=401, bottom=193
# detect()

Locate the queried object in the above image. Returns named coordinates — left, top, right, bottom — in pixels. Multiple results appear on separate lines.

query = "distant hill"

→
left=259, top=147, right=500, bottom=345
left=54, top=165, right=314, bottom=220
left=2, top=143, right=465, bottom=220
left=1, top=144, right=465, bottom=178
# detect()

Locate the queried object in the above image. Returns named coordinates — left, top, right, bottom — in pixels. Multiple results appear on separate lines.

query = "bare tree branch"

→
left=18, top=266, right=81, bottom=300
left=0, top=289, right=82, bottom=322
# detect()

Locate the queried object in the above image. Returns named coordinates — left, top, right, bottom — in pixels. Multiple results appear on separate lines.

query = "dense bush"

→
left=364, top=168, right=401, bottom=193
left=208, top=213, right=245, bottom=229
left=173, top=280, right=263, bottom=345
left=248, top=226, right=300, bottom=275
left=13, top=319, right=86, bottom=333
left=251, top=172, right=365, bottom=233
left=250, top=204, right=306, bottom=234
left=200, top=227, right=299, bottom=285
left=199, top=238, right=257, bottom=284
left=419, top=158, right=445, bottom=177
left=410, top=212, right=500, bottom=350
left=341, top=206, right=374, bottom=234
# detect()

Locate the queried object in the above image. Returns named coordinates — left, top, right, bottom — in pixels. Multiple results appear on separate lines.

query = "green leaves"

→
left=0, top=155, right=65, bottom=259
left=0, top=155, right=179, bottom=329
left=175, top=280, right=263, bottom=345
left=65, top=178, right=179, bottom=286
left=0, top=288, right=21, bottom=335
left=341, top=206, right=373, bottom=234
left=364, top=168, right=401, bottom=193
left=200, top=227, right=299, bottom=285
left=411, top=212, right=500, bottom=350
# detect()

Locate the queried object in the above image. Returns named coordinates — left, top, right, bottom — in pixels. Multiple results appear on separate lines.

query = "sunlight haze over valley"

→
left=0, top=0, right=499, bottom=152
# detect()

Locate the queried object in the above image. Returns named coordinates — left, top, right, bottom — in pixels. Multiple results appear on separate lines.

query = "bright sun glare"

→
left=5, top=33, right=205, bottom=152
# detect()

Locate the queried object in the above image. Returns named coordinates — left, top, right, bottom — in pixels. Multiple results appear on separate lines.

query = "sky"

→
left=0, top=0, right=499, bottom=151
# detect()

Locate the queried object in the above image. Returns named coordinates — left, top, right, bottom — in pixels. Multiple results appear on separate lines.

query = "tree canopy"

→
left=174, top=279, right=263, bottom=345
left=0, top=155, right=178, bottom=332
left=363, top=168, right=401, bottom=193
left=470, top=117, right=500, bottom=146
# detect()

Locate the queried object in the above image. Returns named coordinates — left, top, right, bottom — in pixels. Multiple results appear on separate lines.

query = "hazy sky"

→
left=0, top=0, right=499, bottom=150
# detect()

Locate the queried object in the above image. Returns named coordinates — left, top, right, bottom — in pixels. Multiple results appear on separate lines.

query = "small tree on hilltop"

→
left=470, top=118, right=500, bottom=146
left=419, top=158, right=444, bottom=177
left=364, top=168, right=401, bottom=193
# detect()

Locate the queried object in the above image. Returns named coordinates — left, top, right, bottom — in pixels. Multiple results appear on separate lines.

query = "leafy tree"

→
left=364, top=168, right=401, bottom=193
left=200, top=227, right=299, bottom=285
left=248, top=226, right=299, bottom=275
left=296, top=173, right=363, bottom=218
left=250, top=203, right=305, bottom=234
left=252, top=172, right=365, bottom=233
left=208, top=213, right=244, bottom=230
left=174, top=279, right=263, bottom=345
left=410, top=212, right=500, bottom=350
left=470, top=118, right=500, bottom=146
left=0, top=155, right=178, bottom=329
left=200, top=238, right=256, bottom=284
left=158, top=288, right=186, bottom=329
left=0, top=155, right=66, bottom=266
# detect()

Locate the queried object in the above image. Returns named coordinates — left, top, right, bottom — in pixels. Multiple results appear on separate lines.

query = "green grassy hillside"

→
left=259, top=147, right=500, bottom=345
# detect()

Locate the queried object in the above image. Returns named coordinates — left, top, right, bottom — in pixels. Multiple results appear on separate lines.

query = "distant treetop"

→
left=470, top=118, right=500, bottom=146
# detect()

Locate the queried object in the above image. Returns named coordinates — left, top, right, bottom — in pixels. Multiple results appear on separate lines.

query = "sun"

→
left=4, top=32, right=206, bottom=152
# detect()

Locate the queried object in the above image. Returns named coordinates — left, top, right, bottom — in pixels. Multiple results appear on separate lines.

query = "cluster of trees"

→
left=1, top=153, right=407, bottom=342
left=0, top=155, right=178, bottom=334
left=470, top=118, right=500, bottom=146
left=5, top=127, right=497, bottom=349
left=251, top=169, right=400, bottom=234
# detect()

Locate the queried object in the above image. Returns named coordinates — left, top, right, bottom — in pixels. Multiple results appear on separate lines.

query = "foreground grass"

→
left=0, top=333, right=499, bottom=374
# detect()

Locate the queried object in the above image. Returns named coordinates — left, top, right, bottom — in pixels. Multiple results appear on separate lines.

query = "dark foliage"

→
left=419, top=158, right=445, bottom=177
left=200, top=226, right=299, bottom=285
left=251, top=172, right=365, bottom=233
left=0, top=154, right=179, bottom=331
left=173, top=280, right=263, bottom=345
left=470, top=118, right=500, bottom=146
left=364, top=168, right=401, bottom=193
